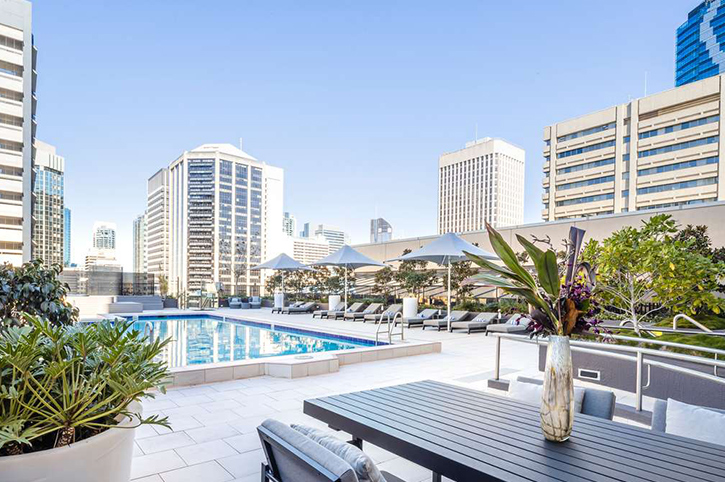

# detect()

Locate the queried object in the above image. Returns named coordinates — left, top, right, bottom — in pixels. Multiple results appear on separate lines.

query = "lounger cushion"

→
left=508, top=379, right=585, bottom=413
left=665, top=398, right=725, bottom=446
left=261, top=419, right=358, bottom=482
left=292, top=424, right=386, bottom=482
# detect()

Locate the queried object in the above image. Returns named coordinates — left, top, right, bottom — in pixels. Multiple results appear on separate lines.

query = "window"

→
left=0, top=35, right=23, bottom=51
left=623, top=136, right=630, bottom=143
left=0, top=140, right=22, bottom=152
left=556, top=193, right=613, bottom=207
left=638, top=136, right=718, bottom=158
left=637, top=177, right=717, bottom=195
left=0, top=60, right=22, bottom=77
left=556, top=157, right=614, bottom=175
left=556, top=175, right=614, bottom=191
left=639, top=198, right=716, bottom=210
left=638, top=156, right=718, bottom=176
left=639, top=115, right=719, bottom=139
left=557, top=122, right=615, bottom=143
left=557, top=140, right=616, bottom=159
left=0, top=88, right=22, bottom=102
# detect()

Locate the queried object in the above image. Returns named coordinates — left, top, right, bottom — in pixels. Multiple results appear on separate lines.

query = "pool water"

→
left=131, top=316, right=374, bottom=368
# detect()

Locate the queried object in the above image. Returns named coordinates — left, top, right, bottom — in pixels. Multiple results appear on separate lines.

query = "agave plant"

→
left=0, top=314, right=170, bottom=456
left=465, top=223, right=600, bottom=337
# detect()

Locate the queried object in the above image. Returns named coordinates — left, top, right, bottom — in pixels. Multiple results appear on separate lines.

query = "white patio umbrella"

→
left=251, top=253, right=315, bottom=299
left=314, top=245, right=385, bottom=310
left=386, top=232, right=498, bottom=331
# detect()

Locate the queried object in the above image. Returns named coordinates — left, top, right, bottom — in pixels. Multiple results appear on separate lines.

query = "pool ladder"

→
left=375, top=312, right=404, bottom=345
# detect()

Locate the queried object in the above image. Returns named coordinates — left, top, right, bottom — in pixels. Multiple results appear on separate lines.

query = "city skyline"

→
left=31, top=0, right=687, bottom=269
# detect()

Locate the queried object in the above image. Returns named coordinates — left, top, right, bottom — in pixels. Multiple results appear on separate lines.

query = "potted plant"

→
left=0, top=315, right=171, bottom=482
left=467, top=223, right=600, bottom=442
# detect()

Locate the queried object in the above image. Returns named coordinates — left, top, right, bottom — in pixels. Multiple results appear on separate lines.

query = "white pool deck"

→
left=131, top=308, right=654, bottom=482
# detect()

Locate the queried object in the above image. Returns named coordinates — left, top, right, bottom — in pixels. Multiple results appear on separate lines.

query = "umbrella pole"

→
left=344, top=268, right=348, bottom=311
left=447, top=261, right=452, bottom=332
left=281, top=271, right=285, bottom=304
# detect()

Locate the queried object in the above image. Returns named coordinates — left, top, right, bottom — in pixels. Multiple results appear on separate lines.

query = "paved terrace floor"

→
left=131, top=308, right=652, bottom=482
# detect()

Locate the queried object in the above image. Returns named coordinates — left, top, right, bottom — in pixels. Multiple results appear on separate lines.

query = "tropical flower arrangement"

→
left=465, top=223, right=601, bottom=338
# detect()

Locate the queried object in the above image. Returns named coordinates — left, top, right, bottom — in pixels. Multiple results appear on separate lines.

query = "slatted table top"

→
left=303, top=379, right=725, bottom=482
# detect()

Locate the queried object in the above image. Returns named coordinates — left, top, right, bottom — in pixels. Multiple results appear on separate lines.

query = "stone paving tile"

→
left=216, top=449, right=266, bottom=478
left=136, top=432, right=196, bottom=454
left=185, top=423, right=241, bottom=444
left=131, top=450, right=186, bottom=479
left=174, top=439, right=238, bottom=465
left=158, top=461, right=234, bottom=482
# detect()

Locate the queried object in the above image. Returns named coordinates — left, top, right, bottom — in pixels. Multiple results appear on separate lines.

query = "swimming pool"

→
left=129, top=315, right=381, bottom=369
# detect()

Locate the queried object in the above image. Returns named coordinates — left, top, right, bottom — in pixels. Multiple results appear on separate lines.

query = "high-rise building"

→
left=133, top=213, right=146, bottom=273
left=92, top=221, right=116, bottom=250
left=0, top=0, right=35, bottom=265
left=86, top=222, right=119, bottom=271
left=370, top=218, right=393, bottom=243
left=300, top=222, right=311, bottom=238
left=313, top=224, right=349, bottom=252
left=438, top=137, right=525, bottom=234
left=146, top=168, right=169, bottom=282
left=167, top=143, right=284, bottom=295
left=543, top=75, right=725, bottom=221
left=32, top=140, right=64, bottom=266
left=281, top=234, right=331, bottom=265
left=282, top=211, right=297, bottom=237
left=63, top=207, right=71, bottom=266
left=676, top=1, right=725, bottom=87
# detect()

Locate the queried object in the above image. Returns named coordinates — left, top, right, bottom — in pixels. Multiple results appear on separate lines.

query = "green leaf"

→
left=538, top=250, right=561, bottom=299
left=485, top=223, right=537, bottom=290
left=470, top=274, right=519, bottom=289
left=516, top=235, right=545, bottom=267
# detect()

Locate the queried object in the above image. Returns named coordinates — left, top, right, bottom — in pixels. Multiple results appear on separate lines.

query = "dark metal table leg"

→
left=432, top=472, right=442, bottom=482
left=349, top=436, right=363, bottom=449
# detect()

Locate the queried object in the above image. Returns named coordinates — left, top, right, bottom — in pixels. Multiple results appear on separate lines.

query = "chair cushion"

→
left=665, top=398, right=725, bottom=446
left=508, top=379, right=585, bottom=413
left=292, top=424, right=387, bottom=482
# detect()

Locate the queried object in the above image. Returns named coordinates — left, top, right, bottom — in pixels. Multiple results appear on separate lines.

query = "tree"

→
left=581, top=214, right=725, bottom=333
left=286, top=270, right=311, bottom=300
left=373, top=266, right=395, bottom=300
left=441, top=260, right=478, bottom=302
left=158, top=274, right=169, bottom=297
left=264, top=273, right=282, bottom=295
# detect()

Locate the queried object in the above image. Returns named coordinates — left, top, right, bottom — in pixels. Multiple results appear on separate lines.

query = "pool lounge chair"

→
left=328, top=302, right=364, bottom=320
left=422, top=310, right=469, bottom=331
left=345, top=303, right=382, bottom=321
left=402, top=308, right=439, bottom=328
left=485, top=314, right=530, bottom=335
left=272, top=301, right=302, bottom=314
left=450, top=312, right=499, bottom=334
left=250, top=296, right=262, bottom=309
left=282, top=301, right=316, bottom=314
left=364, top=304, right=403, bottom=323
left=313, top=302, right=344, bottom=319
left=514, top=377, right=616, bottom=420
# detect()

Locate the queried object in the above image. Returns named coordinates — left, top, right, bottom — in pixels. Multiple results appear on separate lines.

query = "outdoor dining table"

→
left=303, top=379, right=725, bottom=482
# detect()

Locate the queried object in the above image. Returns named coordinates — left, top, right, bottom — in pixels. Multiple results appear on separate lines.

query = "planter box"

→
left=0, top=402, right=141, bottom=482
left=162, top=298, right=178, bottom=309
left=538, top=344, right=725, bottom=410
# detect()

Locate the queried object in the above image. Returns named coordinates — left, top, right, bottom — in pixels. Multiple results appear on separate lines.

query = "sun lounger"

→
left=485, top=313, right=530, bottom=335
left=272, top=301, right=302, bottom=314
left=345, top=303, right=382, bottom=321
left=364, top=304, right=403, bottom=323
left=422, top=310, right=469, bottom=331
left=450, top=312, right=499, bottom=334
left=282, top=301, right=315, bottom=314
left=327, top=302, right=365, bottom=320
left=313, top=302, right=344, bottom=319
left=401, top=308, right=439, bottom=328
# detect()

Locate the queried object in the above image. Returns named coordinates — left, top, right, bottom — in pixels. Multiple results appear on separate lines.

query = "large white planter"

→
left=0, top=402, right=141, bottom=482
left=403, top=297, right=418, bottom=319
left=328, top=294, right=341, bottom=310
left=274, top=293, right=285, bottom=309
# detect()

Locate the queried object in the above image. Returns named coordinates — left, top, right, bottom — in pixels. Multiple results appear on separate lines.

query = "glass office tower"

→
left=676, top=0, right=725, bottom=86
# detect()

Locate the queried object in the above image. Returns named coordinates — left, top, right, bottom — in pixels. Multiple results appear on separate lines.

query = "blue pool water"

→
left=129, top=315, right=378, bottom=368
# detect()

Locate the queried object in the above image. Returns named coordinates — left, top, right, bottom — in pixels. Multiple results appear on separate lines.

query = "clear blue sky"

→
left=33, top=0, right=688, bottom=269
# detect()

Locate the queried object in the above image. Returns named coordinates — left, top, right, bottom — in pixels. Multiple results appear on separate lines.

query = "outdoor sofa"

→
left=282, top=301, right=316, bottom=314
left=450, top=311, right=498, bottom=334
left=422, top=310, right=469, bottom=331
left=364, top=304, right=403, bottom=323
left=228, top=297, right=243, bottom=309
left=250, top=296, right=262, bottom=309
left=312, top=302, right=344, bottom=319
left=651, top=398, right=725, bottom=444
left=345, top=303, right=382, bottom=321
left=402, top=308, right=439, bottom=328
left=514, top=376, right=616, bottom=420
left=485, top=313, right=530, bottom=335
left=327, top=302, right=364, bottom=320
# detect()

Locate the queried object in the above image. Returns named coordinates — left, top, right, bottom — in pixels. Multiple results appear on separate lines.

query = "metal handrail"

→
left=491, top=333, right=725, bottom=412
left=673, top=313, right=713, bottom=333
left=388, top=312, right=404, bottom=343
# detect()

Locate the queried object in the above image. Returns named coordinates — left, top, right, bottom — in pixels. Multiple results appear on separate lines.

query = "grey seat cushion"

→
left=292, top=424, right=386, bottom=482
left=651, top=399, right=725, bottom=433
left=261, top=419, right=358, bottom=482
left=516, top=376, right=615, bottom=420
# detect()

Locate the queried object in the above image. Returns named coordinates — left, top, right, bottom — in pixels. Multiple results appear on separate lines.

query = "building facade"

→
left=146, top=168, right=169, bottom=283
left=63, top=207, right=70, bottom=266
left=167, top=143, right=284, bottom=295
left=676, top=0, right=725, bottom=87
left=438, top=137, right=525, bottom=234
left=0, top=0, right=35, bottom=265
left=133, top=213, right=146, bottom=273
left=280, top=234, right=331, bottom=265
left=370, top=217, right=392, bottom=243
left=313, top=224, right=349, bottom=252
left=282, top=211, right=296, bottom=237
left=92, top=221, right=116, bottom=250
left=31, top=140, right=64, bottom=266
left=543, top=75, right=725, bottom=221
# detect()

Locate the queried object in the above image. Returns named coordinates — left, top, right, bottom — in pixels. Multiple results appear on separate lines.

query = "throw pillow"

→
left=666, top=398, right=725, bottom=446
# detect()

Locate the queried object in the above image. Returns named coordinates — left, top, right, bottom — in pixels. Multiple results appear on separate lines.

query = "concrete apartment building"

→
left=31, top=140, right=64, bottom=266
left=85, top=221, right=120, bottom=271
left=676, top=0, right=725, bottom=87
left=146, top=168, right=169, bottom=283
left=311, top=224, right=349, bottom=252
left=543, top=75, right=725, bottom=221
left=438, top=137, right=525, bottom=234
left=132, top=213, right=146, bottom=273
left=63, top=207, right=70, bottom=266
left=0, top=0, right=35, bottom=265
left=282, top=211, right=296, bottom=237
left=281, top=234, right=331, bottom=265
left=370, top=217, right=393, bottom=243
left=166, top=143, right=284, bottom=296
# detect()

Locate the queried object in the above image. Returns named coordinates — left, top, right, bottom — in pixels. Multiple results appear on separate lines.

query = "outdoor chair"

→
left=313, top=302, right=344, bottom=319
left=328, top=302, right=365, bottom=320
left=345, top=302, right=382, bottom=321
left=485, top=313, right=530, bottom=335
left=250, top=296, right=262, bottom=309
left=258, top=419, right=405, bottom=482
left=651, top=398, right=725, bottom=447
left=402, top=308, right=439, bottom=328
left=450, top=312, right=498, bottom=334
left=364, top=304, right=402, bottom=323
left=272, top=301, right=302, bottom=314
left=422, top=310, right=469, bottom=331
left=228, top=297, right=242, bottom=309
left=515, top=376, right=616, bottom=420
left=282, top=301, right=316, bottom=314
